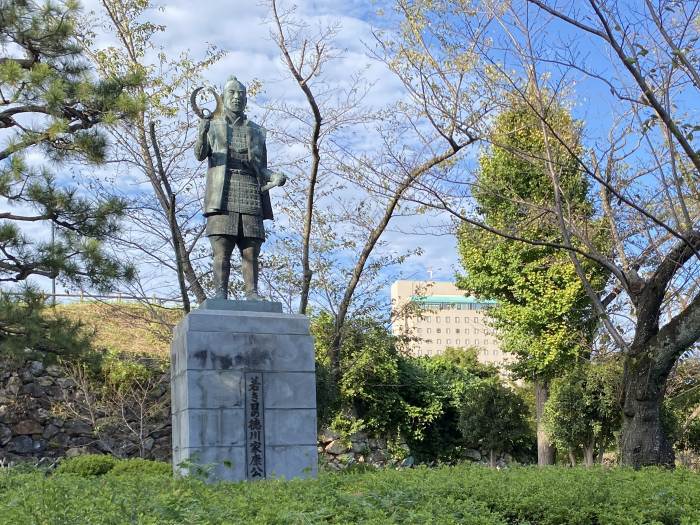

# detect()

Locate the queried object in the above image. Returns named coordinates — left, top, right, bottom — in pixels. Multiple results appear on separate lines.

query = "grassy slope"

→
left=51, top=302, right=183, bottom=357
left=1, top=464, right=699, bottom=525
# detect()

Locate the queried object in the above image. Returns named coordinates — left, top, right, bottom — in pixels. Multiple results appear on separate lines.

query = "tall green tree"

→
left=0, top=0, right=140, bottom=290
left=456, top=93, right=609, bottom=465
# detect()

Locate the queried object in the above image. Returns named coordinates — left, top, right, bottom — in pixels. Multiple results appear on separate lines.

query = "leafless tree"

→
left=264, top=0, right=494, bottom=383
left=79, top=0, right=226, bottom=307
left=388, top=0, right=700, bottom=467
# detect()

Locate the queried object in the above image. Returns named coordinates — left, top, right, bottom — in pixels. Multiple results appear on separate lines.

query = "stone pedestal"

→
left=170, top=301, right=318, bottom=481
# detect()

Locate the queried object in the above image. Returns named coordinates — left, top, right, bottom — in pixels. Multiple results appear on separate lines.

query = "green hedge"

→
left=54, top=454, right=119, bottom=477
left=1, top=463, right=699, bottom=524
left=108, top=457, right=172, bottom=477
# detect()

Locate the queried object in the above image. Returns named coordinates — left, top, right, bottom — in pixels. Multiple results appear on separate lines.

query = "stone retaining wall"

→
left=0, top=358, right=171, bottom=465
left=1, top=358, right=513, bottom=469
left=318, top=429, right=513, bottom=469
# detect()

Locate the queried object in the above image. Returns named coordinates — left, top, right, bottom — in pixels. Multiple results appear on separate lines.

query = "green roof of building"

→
left=410, top=295, right=497, bottom=305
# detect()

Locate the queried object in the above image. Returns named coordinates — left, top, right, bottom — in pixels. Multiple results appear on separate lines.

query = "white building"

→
left=390, top=280, right=512, bottom=366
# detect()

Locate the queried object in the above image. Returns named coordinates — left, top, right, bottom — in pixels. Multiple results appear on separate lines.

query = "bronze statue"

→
left=193, top=76, right=285, bottom=300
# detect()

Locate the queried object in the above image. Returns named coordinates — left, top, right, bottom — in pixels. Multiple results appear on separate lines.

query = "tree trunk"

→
left=620, top=352, right=675, bottom=468
left=535, top=380, right=556, bottom=465
left=489, top=449, right=496, bottom=468
left=568, top=449, right=576, bottom=467
left=583, top=441, right=595, bottom=467
left=138, top=122, right=206, bottom=303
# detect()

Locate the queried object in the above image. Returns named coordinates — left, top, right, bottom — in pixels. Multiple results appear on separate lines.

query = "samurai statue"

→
left=193, top=76, right=286, bottom=300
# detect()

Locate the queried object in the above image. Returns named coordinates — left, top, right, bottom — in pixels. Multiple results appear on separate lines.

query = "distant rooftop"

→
left=410, top=295, right=497, bottom=305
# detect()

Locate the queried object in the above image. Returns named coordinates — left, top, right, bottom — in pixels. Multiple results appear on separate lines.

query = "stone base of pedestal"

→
left=170, top=303, right=317, bottom=482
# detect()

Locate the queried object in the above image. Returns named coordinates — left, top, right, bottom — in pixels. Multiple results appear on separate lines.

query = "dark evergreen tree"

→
left=0, top=0, right=141, bottom=358
left=0, top=0, right=141, bottom=290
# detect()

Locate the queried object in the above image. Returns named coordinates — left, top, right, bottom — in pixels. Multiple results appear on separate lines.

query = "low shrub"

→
left=55, top=454, right=119, bottom=477
left=108, top=458, right=172, bottom=477
left=1, top=463, right=699, bottom=524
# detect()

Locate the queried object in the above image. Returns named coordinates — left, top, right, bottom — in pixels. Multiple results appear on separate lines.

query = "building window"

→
left=436, top=328, right=441, bottom=334
left=455, top=317, right=460, bottom=323
left=416, top=328, right=422, bottom=334
left=464, top=329, right=470, bottom=335
left=436, top=317, right=441, bottom=323
left=427, top=328, right=431, bottom=334
left=455, top=328, right=460, bottom=334
left=445, top=317, right=450, bottom=323
left=455, top=338, right=460, bottom=344
left=437, top=339, right=442, bottom=344
left=465, top=339, right=470, bottom=345
left=464, top=317, right=470, bottom=323
left=446, top=328, right=450, bottom=334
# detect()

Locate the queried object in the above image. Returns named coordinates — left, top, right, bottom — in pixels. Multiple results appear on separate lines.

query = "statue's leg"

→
left=239, top=237, right=262, bottom=300
left=209, top=234, right=235, bottom=299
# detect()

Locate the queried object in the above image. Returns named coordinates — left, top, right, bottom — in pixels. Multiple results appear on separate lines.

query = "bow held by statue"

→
left=190, top=86, right=223, bottom=119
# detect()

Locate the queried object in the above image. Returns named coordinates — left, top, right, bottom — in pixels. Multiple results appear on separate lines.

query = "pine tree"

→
left=0, top=0, right=141, bottom=290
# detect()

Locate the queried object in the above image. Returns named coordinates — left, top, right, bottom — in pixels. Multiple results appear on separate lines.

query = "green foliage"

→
left=457, top=94, right=609, bottom=381
left=441, top=346, right=499, bottom=377
left=312, top=312, right=344, bottom=430
left=2, top=464, right=700, bottom=524
left=108, top=458, right=172, bottom=477
left=459, top=377, right=534, bottom=461
left=101, top=350, right=159, bottom=392
left=0, top=0, right=141, bottom=289
left=0, top=288, right=96, bottom=363
left=543, top=359, right=623, bottom=460
left=685, top=418, right=700, bottom=454
left=474, top=95, right=589, bottom=229
left=666, top=357, right=700, bottom=455
left=55, top=454, right=119, bottom=477
left=396, top=354, right=467, bottom=461
left=54, top=456, right=170, bottom=478
left=313, top=315, right=531, bottom=462
left=313, top=311, right=414, bottom=439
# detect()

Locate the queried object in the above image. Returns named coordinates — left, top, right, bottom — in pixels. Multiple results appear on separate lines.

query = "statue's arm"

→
left=193, top=118, right=211, bottom=161
left=260, top=131, right=268, bottom=175
left=257, top=126, right=287, bottom=192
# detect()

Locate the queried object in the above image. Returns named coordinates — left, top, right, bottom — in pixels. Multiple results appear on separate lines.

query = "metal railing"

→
left=6, top=291, right=184, bottom=308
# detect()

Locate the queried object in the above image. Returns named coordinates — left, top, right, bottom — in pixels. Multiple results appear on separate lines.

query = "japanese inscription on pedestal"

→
left=245, top=373, right=265, bottom=479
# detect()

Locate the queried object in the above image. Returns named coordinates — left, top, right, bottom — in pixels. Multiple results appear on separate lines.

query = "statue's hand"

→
left=260, top=172, right=287, bottom=193
left=198, top=117, right=211, bottom=134
left=271, top=172, right=286, bottom=187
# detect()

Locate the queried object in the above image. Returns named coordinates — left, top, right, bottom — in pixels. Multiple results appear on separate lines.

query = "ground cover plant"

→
left=1, top=458, right=699, bottom=524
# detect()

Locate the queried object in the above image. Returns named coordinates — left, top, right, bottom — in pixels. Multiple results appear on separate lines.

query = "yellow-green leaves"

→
left=0, top=59, right=23, bottom=84
left=457, top=94, right=608, bottom=380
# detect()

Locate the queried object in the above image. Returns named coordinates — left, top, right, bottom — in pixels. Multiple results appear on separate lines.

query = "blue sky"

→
left=10, top=0, right=696, bottom=310
left=3, top=0, right=460, bottom=302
